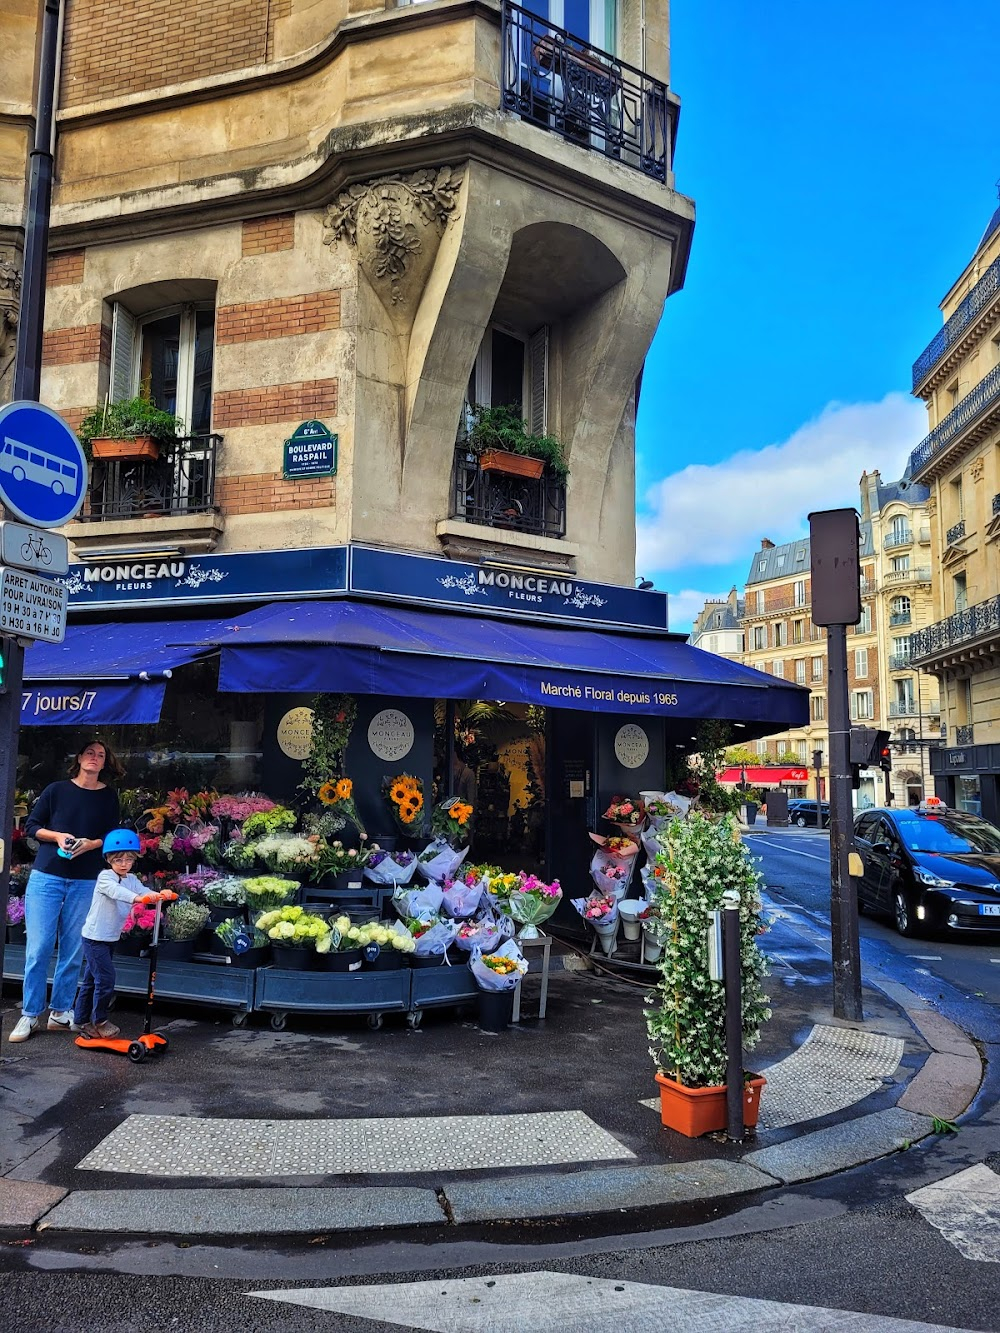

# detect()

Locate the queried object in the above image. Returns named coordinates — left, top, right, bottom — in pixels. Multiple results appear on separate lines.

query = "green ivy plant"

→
left=467, top=403, right=568, bottom=478
left=645, top=812, right=771, bottom=1088
left=300, top=694, right=358, bottom=798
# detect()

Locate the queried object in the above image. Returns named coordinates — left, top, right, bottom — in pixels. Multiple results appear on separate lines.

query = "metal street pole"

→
left=0, top=0, right=63, bottom=1045
left=827, top=624, right=862, bottom=1020
left=813, top=748, right=823, bottom=827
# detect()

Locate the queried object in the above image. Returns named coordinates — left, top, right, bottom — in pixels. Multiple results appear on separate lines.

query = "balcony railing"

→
left=451, top=446, right=566, bottom=539
left=910, top=363, right=1000, bottom=480
left=956, top=724, right=974, bottom=746
left=993, top=493, right=1000, bottom=517
left=889, top=701, right=919, bottom=717
left=912, top=256, right=1000, bottom=391
left=884, top=528, right=912, bottom=550
left=889, top=611, right=912, bottom=627
left=946, top=519, right=966, bottom=545
left=83, top=435, right=220, bottom=521
left=888, top=653, right=911, bottom=670
left=884, top=567, right=931, bottom=586
left=910, top=594, right=1000, bottom=663
left=500, top=0, right=671, bottom=183
left=859, top=577, right=875, bottom=595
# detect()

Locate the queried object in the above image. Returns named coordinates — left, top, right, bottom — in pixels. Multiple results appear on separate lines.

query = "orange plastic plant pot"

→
left=479, top=449, right=545, bottom=479
left=654, top=1072, right=766, bottom=1138
left=90, top=436, right=159, bottom=461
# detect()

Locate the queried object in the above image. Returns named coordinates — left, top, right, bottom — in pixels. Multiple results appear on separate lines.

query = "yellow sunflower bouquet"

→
left=317, top=774, right=367, bottom=839
left=382, top=772, right=425, bottom=835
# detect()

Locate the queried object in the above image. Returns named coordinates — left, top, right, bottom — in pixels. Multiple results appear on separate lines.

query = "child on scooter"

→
left=73, top=829, right=166, bottom=1040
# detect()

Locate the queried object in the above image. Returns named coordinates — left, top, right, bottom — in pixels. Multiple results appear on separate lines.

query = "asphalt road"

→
left=4, top=826, right=1000, bottom=1330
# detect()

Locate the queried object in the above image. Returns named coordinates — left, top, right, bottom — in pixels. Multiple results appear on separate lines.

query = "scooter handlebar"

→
left=158, top=890, right=179, bottom=902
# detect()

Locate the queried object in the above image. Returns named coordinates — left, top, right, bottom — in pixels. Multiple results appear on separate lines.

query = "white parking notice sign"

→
left=0, top=564, right=68, bottom=642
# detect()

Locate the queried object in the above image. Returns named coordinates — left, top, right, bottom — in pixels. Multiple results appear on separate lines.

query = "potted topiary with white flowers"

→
left=645, top=809, right=771, bottom=1137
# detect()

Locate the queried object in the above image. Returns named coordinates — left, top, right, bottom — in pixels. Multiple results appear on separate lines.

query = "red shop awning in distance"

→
left=717, top=766, right=809, bottom=785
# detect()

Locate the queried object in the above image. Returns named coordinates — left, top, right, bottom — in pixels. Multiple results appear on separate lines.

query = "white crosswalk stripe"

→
left=248, top=1271, right=978, bottom=1331
left=907, top=1164, right=1000, bottom=1263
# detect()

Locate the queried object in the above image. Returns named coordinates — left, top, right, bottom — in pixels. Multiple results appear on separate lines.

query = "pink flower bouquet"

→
left=505, top=873, right=562, bottom=940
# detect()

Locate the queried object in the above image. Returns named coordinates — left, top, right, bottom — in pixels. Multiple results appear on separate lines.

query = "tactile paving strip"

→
left=757, top=1025, right=904, bottom=1129
left=76, top=1110, right=635, bottom=1177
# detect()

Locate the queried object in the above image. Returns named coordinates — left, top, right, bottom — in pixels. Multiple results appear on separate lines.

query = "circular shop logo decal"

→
left=276, top=707, right=315, bottom=761
left=614, top=723, right=649, bottom=770
left=368, top=708, right=415, bottom=762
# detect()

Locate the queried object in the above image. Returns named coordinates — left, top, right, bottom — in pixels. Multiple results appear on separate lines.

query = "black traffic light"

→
left=879, top=743, right=892, bottom=773
left=849, top=727, right=891, bottom=787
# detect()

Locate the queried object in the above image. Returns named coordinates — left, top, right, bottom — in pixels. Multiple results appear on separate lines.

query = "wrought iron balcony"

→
left=946, top=519, right=966, bottom=545
left=888, top=653, right=911, bottom=670
left=994, top=492, right=1000, bottom=517
left=889, top=700, right=919, bottom=717
left=883, top=528, right=912, bottom=550
left=912, top=256, right=1000, bottom=391
left=859, top=577, right=875, bottom=596
left=910, top=594, right=1000, bottom=666
left=910, top=363, right=1000, bottom=481
left=451, top=445, right=566, bottom=539
left=956, top=724, right=974, bottom=746
left=500, top=0, right=672, bottom=184
left=889, top=611, right=912, bottom=627
left=83, top=435, right=220, bottom=521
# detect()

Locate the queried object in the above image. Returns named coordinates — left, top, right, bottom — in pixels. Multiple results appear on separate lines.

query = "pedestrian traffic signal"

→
left=879, top=744, right=892, bottom=773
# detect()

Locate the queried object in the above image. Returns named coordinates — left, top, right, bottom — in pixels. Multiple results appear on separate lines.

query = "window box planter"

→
left=90, top=436, right=160, bottom=462
left=479, top=449, right=545, bottom=480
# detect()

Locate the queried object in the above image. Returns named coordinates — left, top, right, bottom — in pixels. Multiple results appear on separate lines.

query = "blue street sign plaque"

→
left=0, top=401, right=88, bottom=528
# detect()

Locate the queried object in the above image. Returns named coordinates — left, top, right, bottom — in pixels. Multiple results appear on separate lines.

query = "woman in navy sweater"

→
left=10, top=738, right=123, bottom=1043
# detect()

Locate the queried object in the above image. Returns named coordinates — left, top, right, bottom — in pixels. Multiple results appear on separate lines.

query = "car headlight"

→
left=913, top=866, right=958, bottom=888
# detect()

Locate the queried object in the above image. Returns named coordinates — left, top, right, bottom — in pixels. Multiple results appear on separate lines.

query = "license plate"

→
left=978, top=905, right=1000, bottom=916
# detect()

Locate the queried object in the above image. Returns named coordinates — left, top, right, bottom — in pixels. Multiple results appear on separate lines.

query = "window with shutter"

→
left=528, top=325, right=548, bottom=434
left=109, top=302, right=137, bottom=403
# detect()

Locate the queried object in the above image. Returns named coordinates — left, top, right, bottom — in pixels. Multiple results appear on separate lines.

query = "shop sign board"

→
left=367, top=708, right=415, bottom=762
left=614, top=723, right=649, bottom=769
left=0, top=401, right=88, bottom=528
left=282, top=421, right=338, bottom=480
left=0, top=565, right=68, bottom=643
left=0, top=520, right=69, bottom=576
left=61, top=542, right=669, bottom=631
left=276, top=707, right=315, bottom=760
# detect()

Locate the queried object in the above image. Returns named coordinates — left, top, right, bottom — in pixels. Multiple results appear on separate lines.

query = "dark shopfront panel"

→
left=930, top=743, right=1000, bottom=823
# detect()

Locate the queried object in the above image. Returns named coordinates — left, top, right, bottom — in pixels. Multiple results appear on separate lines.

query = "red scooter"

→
left=74, top=891, right=178, bottom=1063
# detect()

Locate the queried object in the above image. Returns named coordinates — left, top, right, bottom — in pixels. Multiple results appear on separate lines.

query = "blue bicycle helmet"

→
left=103, top=828, right=141, bottom=855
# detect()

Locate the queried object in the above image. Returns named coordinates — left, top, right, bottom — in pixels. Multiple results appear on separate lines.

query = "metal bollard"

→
left=722, top=889, right=743, bottom=1141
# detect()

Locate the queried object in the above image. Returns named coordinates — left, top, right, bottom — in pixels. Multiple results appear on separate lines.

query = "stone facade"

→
left=907, top=197, right=1000, bottom=819
left=2, top=0, right=693, bottom=588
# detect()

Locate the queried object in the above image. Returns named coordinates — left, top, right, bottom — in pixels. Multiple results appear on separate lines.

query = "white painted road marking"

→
left=744, top=835, right=829, bottom=863
left=907, top=1164, right=1000, bottom=1263
left=248, top=1271, right=978, bottom=1330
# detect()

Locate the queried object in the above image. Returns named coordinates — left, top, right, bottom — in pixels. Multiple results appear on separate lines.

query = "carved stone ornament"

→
left=0, top=252, right=21, bottom=406
left=971, top=456, right=985, bottom=482
left=323, top=166, right=463, bottom=328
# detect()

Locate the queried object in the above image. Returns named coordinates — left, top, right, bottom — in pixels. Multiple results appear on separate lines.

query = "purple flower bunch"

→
left=173, top=867, right=222, bottom=895
left=7, top=896, right=25, bottom=926
left=210, top=793, right=276, bottom=822
left=369, top=849, right=415, bottom=869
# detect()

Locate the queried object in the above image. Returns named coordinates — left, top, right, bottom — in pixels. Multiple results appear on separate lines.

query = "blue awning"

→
left=200, top=600, right=809, bottom=729
left=19, top=618, right=220, bottom=726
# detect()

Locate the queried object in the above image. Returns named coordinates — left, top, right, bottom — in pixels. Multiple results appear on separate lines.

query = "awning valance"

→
left=19, top=618, right=220, bottom=726
left=717, top=766, right=810, bottom=785
left=196, top=600, right=809, bottom=729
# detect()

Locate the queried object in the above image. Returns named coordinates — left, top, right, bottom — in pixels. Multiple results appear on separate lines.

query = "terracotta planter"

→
left=654, top=1072, right=766, bottom=1138
left=479, top=449, right=545, bottom=479
left=90, top=435, right=160, bottom=461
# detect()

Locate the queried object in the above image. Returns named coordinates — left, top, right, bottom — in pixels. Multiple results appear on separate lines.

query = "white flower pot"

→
left=593, top=921, right=619, bottom=955
left=642, top=926, right=663, bottom=963
left=618, top=900, right=643, bottom=942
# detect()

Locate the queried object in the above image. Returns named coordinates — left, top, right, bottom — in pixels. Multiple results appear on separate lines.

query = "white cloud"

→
left=665, top=588, right=731, bottom=633
left=636, top=393, right=927, bottom=577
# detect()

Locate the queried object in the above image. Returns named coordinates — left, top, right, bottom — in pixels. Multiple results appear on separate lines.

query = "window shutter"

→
left=109, top=302, right=136, bottom=403
left=528, top=325, right=548, bottom=435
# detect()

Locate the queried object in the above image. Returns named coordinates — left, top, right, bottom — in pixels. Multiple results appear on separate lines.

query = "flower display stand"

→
left=511, top=931, right=551, bottom=1022
left=254, top=966, right=411, bottom=1031
left=409, top=960, right=480, bottom=1026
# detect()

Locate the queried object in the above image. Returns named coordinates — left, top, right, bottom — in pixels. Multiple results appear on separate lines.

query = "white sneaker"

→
left=8, top=1014, right=39, bottom=1043
left=47, top=1010, right=78, bottom=1032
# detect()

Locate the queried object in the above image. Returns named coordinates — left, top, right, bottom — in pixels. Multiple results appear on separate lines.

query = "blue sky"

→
left=635, top=0, right=1000, bottom=630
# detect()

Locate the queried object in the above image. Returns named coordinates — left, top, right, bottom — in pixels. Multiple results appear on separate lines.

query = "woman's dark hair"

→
left=67, top=737, right=126, bottom=782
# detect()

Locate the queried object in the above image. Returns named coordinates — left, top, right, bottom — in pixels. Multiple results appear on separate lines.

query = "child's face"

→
left=108, top=851, right=137, bottom=873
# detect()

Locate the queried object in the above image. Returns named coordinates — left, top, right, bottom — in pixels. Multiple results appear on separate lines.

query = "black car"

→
left=854, top=805, right=1000, bottom=936
left=787, top=799, right=831, bottom=828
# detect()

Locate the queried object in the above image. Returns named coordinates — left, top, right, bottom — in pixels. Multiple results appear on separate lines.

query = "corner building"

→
left=3, top=0, right=806, bottom=930
left=908, top=196, right=1000, bottom=818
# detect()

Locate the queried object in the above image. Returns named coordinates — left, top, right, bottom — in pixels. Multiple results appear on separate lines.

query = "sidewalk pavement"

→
left=0, top=903, right=984, bottom=1238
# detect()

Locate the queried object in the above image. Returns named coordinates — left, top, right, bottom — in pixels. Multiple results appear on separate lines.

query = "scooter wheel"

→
left=127, top=1042, right=147, bottom=1063
left=155, top=1036, right=170, bottom=1053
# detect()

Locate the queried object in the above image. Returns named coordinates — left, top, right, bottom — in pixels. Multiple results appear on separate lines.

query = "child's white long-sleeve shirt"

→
left=82, top=869, right=144, bottom=943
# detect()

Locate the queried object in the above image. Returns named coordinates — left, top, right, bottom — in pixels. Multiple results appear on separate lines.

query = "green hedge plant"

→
left=467, top=403, right=568, bottom=478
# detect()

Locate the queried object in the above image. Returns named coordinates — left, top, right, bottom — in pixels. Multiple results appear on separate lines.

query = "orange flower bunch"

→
left=431, top=797, right=475, bottom=846
left=384, top=773, right=425, bottom=832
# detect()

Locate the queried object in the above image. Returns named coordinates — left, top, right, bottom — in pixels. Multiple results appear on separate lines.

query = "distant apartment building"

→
left=689, top=588, right=744, bottom=660
left=907, top=194, right=1000, bottom=818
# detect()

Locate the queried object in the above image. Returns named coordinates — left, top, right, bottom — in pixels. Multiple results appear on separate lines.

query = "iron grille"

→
left=909, top=595, right=1000, bottom=662
left=889, top=611, right=912, bottom=627
left=84, top=434, right=220, bottom=521
left=451, top=446, right=566, bottom=539
left=910, top=364, right=1000, bottom=478
left=956, top=724, right=974, bottom=746
left=993, top=492, right=1000, bottom=516
left=883, top=528, right=912, bottom=549
left=946, top=519, right=966, bottom=545
left=888, top=654, right=911, bottom=670
left=912, top=256, right=1000, bottom=390
left=500, top=0, right=671, bottom=183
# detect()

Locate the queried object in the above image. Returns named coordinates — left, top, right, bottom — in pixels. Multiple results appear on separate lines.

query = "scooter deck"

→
left=74, top=1032, right=169, bottom=1061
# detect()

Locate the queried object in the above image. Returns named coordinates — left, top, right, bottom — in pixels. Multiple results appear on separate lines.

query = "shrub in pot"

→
left=78, top=396, right=183, bottom=462
left=466, top=403, right=568, bottom=478
left=161, top=899, right=210, bottom=960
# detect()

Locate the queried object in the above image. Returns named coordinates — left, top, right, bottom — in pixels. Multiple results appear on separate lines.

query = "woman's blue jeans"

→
left=22, top=871, right=95, bottom=1017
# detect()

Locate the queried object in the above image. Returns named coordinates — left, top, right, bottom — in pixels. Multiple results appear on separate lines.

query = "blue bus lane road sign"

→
left=0, top=401, right=88, bottom=529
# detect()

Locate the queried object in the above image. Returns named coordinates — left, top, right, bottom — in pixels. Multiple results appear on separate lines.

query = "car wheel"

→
left=894, top=887, right=920, bottom=938
left=796, top=815, right=807, bottom=828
